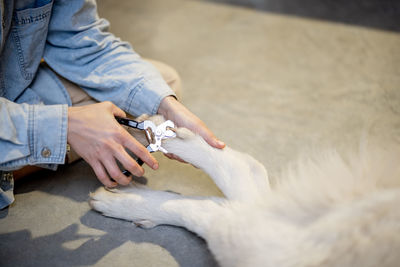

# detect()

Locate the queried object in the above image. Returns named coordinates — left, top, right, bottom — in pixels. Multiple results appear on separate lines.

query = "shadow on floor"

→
left=0, top=161, right=218, bottom=266
left=0, top=210, right=219, bottom=267
left=13, top=160, right=149, bottom=203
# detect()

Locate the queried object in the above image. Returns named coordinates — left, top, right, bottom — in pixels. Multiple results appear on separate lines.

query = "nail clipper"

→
left=115, top=117, right=176, bottom=176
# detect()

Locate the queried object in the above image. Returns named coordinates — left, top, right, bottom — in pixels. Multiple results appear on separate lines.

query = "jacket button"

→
left=41, top=147, right=51, bottom=158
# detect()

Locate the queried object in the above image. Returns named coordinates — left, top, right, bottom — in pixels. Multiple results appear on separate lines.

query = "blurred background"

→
left=96, top=0, right=400, bottom=170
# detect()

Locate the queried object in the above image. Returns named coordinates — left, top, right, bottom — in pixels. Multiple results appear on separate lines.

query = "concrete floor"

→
left=1, top=0, right=399, bottom=266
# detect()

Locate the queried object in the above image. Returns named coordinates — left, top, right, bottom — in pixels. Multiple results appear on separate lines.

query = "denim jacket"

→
left=0, top=0, right=175, bottom=208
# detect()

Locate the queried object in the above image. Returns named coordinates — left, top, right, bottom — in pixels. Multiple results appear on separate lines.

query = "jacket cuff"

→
left=125, top=76, right=176, bottom=117
left=29, top=104, right=68, bottom=165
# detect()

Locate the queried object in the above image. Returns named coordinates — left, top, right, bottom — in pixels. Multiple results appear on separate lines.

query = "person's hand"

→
left=67, top=101, right=158, bottom=187
left=158, top=96, right=225, bottom=161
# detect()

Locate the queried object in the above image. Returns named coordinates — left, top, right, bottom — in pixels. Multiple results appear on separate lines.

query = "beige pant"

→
left=59, top=59, right=182, bottom=106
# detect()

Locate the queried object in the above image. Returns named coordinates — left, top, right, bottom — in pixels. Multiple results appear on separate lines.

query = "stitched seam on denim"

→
left=141, top=77, right=176, bottom=115
left=0, top=105, right=67, bottom=168
left=14, top=10, right=51, bottom=26
left=28, top=105, right=35, bottom=164
left=0, top=156, right=61, bottom=170
left=58, top=105, right=67, bottom=162
left=149, top=78, right=162, bottom=115
left=144, top=77, right=168, bottom=115
left=13, top=1, right=53, bottom=26
left=0, top=64, right=5, bottom=97
left=11, top=28, right=32, bottom=81
left=127, top=82, right=144, bottom=113
left=43, top=66, right=72, bottom=106
left=151, top=90, right=172, bottom=115
left=35, top=105, right=66, bottom=162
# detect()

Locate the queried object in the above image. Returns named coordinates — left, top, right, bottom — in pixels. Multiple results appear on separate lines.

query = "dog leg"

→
left=90, top=184, right=225, bottom=237
left=163, top=128, right=270, bottom=203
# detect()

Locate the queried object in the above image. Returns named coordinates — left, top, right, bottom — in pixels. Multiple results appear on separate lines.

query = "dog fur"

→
left=90, top=116, right=400, bottom=267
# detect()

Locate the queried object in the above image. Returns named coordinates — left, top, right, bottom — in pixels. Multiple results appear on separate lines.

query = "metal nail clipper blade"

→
left=116, top=117, right=177, bottom=176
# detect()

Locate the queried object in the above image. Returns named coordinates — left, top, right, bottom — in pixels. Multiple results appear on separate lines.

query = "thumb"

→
left=111, top=104, right=126, bottom=118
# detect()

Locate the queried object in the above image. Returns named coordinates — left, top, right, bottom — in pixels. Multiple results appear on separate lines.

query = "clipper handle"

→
left=122, top=157, right=144, bottom=177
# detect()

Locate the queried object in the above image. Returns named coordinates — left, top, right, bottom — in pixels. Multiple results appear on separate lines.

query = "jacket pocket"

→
left=11, top=0, right=53, bottom=80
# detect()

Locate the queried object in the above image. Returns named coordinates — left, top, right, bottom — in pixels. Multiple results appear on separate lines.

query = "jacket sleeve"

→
left=44, top=0, right=175, bottom=117
left=0, top=98, right=68, bottom=171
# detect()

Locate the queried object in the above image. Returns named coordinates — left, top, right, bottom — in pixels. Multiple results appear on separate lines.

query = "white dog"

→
left=90, top=117, right=400, bottom=267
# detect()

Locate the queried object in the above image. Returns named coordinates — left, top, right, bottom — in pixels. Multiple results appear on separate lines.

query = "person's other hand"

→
left=158, top=96, right=225, bottom=161
left=67, top=101, right=158, bottom=187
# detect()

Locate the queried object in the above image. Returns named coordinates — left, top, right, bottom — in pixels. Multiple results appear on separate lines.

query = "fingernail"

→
left=153, top=163, right=159, bottom=170
left=138, top=167, right=145, bottom=177
left=217, top=140, right=225, bottom=148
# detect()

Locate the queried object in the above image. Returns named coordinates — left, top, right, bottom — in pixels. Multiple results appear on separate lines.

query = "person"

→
left=0, top=0, right=225, bottom=209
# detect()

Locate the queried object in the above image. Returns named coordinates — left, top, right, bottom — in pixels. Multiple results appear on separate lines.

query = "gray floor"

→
left=1, top=0, right=400, bottom=266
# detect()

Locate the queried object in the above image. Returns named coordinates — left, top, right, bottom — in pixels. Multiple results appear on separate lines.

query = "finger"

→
left=90, top=160, right=117, bottom=187
left=121, top=131, right=158, bottom=169
left=196, top=123, right=226, bottom=149
left=102, top=156, right=132, bottom=185
left=159, top=98, right=225, bottom=149
left=114, top=146, right=147, bottom=177
left=108, top=102, right=126, bottom=118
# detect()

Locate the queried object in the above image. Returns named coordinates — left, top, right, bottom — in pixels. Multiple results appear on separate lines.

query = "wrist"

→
left=158, top=96, right=177, bottom=117
left=67, top=106, right=85, bottom=143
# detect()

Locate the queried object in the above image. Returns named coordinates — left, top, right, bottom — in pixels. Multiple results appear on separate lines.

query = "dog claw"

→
left=133, top=219, right=157, bottom=229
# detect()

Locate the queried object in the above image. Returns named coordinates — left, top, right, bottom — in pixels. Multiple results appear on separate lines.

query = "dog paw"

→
left=174, top=127, right=196, bottom=139
left=89, top=185, right=159, bottom=228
